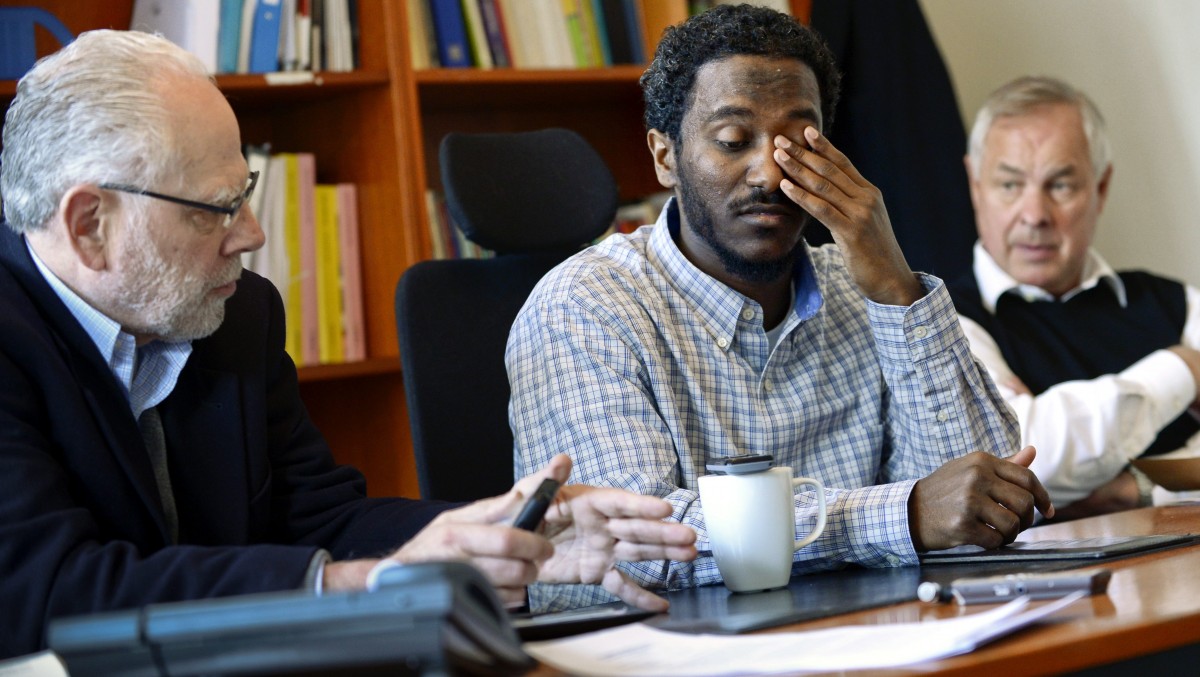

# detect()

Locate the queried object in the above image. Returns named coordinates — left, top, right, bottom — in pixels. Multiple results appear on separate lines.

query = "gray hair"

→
left=966, top=75, right=1111, bottom=179
left=1, top=30, right=212, bottom=232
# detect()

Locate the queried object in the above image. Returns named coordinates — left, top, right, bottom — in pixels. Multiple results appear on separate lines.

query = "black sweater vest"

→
left=949, top=271, right=1195, bottom=456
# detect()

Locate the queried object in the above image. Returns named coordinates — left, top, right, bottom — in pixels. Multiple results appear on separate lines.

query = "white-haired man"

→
left=0, top=30, right=695, bottom=657
left=950, top=75, right=1200, bottom=519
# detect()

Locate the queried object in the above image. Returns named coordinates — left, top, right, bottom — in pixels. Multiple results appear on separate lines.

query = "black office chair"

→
left=395, top=128, right=618, bottom=502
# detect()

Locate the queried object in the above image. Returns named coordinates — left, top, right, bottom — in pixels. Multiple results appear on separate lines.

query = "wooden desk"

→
left=534, top=505, right=1200, bottom=676
left=773, top=505, right=1200, bottom=676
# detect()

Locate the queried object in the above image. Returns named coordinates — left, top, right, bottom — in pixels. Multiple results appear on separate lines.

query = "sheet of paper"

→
left=525, top=592, right=1085, bottom=676
left=0, top=651, right=67, bottom=677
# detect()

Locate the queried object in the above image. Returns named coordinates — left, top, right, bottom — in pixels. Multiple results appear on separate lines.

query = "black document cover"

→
left=920, top=534, right=1197, bottom=564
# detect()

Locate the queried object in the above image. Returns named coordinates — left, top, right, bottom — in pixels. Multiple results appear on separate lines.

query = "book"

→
left=295, top=153, right=320, bottom=367
left=131, top=0, right=222, bottom=73
left=237, top=0, right=258, bottom=72
left=477, top=0, right=511, bottom=68
left=323, top=0, right=354, bottom=71
left=460, top=0, right=493, bottom=68
left=406, top=0, right=435, bottom=69
left=242, top=143, right=273, bottom=274
left=294, top=0, right=313, bottom=71
left=336, top=183, right=366, bottom=362
left=309, top=0, right=323, bottom=70
left=278, top=0, right=297, bottom=70
left=217, top=0, right=244, bottom=73
left=275, top=153, right=303, bottom=363
left=428, top=0, right=472, bottom=68
left=314, top=185, right=344, bottom=363
left=599, top=0, right=634, bottom=64
left=586, top=0, right=612, bottom=65
left=572, top=0, right=605, bottom=67
left=248, top=0, right=282, bottom=72
left=533, top=0, right=574, bottom=68
left=623, top=0, right=646, bottom=63
left=347, top=0, right=360, bottom=69
left=496, top=0, right=533, bottom=68
left=561, top=0, right=590, bottom=67
left=425, top=190, right=448, bottom=260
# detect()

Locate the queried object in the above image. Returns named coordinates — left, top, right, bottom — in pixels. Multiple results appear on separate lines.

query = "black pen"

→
left=512, top=479, right=560, bottom=531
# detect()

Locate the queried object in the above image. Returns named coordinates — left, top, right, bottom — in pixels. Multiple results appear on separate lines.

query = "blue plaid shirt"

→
left=509, top=200, right=1017, bottom=602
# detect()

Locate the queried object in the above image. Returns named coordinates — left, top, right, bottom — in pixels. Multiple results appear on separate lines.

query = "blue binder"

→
left=248, top=0, right=281, bottom=73
left=428, top=0, right=471, bottom=68
left=217, top=0, right=244, bottom=73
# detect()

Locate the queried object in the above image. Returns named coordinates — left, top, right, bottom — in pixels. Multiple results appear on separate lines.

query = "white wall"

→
left=919, top=0, right=1200, bottom=287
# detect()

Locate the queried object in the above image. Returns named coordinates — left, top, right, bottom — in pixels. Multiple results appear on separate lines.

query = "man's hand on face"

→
left=380, top=454, right=695, bottom=611
left=907, top=446, right=1055, bottom=552
left=772, top=126, right=925, bottom=307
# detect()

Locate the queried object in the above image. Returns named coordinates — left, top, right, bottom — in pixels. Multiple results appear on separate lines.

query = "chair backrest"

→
left=395, top=128, right=618, bottom=502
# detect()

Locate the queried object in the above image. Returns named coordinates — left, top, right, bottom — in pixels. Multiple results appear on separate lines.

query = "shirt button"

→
left=912, top=326, right=929, bottom=339
left=717, top=337, right=729, bottom=348
left=936, top=410, right=949, bottom=423
left=763, top=380, right=774, bottom=392
left=741, top=308, right=755, bottom=320
left=886, top=555, right=901, bottom=566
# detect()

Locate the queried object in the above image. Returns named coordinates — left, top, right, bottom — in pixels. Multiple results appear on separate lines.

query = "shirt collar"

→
left=25, top=238, right=192, bottom=417
left=647, top=198, right=823, bottom=343
left=972, top=240, right=1126, bottom=313
left=26, top=237, right=125, bottom=365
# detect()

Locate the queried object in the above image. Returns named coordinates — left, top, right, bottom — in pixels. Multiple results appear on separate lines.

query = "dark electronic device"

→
left=705, top=454, right=774, bottom=475
left=512, top=479, right=559, bottom=531
left=47, top=562, right=534, bottom=676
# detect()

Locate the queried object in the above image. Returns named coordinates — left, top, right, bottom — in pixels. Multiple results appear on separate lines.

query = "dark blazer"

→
left=810, top=0, right=975, bottom=281
left=0, top=226, right=450, bottom=657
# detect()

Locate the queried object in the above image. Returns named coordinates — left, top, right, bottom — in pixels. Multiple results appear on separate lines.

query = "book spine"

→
left=249, top=0, right=283, bottom=73
left=460, top=0, right=494, bottom=68
left=587, top=0, right=612, bottom=66
left=217, top=0, right=244, bottom=73
left=314, top=185, right=344, bottom=363
left=296, top=153, right=320, bottom=367
left=337, top=183, right=365, bottom=361
left=561, top=0, right=589, bottom=67
left=279, top=153, right=303, bottom=364
left=623, top=0, right=646, bottom=63
left=428, top=0, right=472, bottom=67
left=477, top=0, right=511, bottom=68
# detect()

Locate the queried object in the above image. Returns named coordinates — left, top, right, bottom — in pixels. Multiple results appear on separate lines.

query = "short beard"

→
left=676, top=168, right=807, bottom=284
left=112, top=218, right=239, bottom=342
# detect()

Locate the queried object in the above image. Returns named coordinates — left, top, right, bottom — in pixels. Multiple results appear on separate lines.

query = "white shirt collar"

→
left=971, top=240, right=1127, bottom=313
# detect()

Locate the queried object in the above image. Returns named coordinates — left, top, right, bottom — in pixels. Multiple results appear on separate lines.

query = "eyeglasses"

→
left=100, top=170, right=259, bottom=229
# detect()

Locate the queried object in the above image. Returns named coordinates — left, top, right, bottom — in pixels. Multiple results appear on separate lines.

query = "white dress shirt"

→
left=957, top=242, right=1200, bottom=506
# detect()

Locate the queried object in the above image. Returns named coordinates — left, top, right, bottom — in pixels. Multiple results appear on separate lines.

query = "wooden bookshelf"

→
left=1, top=0, right=810, bottom=501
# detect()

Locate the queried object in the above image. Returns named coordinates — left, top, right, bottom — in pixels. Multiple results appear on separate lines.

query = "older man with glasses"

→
left=0, top=29, right=695, bottom=658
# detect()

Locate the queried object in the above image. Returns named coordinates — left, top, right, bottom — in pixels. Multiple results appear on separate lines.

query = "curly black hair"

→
left=640, top=4, right=841, bottom=143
